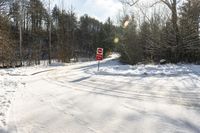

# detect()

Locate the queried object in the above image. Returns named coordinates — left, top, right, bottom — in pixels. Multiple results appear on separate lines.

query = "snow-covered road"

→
left=1, top=55, right=200, bottom=133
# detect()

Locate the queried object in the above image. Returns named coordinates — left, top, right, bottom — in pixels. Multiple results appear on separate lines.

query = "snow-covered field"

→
left=1, top=54, right=200, bottom=133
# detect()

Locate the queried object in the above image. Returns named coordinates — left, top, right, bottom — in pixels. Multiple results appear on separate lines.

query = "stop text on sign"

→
left=96, top=48, right=103, bottom=61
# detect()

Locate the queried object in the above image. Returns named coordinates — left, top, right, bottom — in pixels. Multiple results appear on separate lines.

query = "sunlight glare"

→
left=114, top=37, right=119, bottom=44
left=123, top=20, right=130, bottom=29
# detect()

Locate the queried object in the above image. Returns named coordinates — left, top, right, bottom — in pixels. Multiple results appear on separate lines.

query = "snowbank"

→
left=87, top=61, right=200, bottom=76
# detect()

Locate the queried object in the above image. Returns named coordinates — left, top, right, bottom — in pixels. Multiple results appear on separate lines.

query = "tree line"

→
left=0, top=0, right=116, bottom=67
left=118, top=0, right=200, bottom=64
left=1, top=0, right=200, bottom=67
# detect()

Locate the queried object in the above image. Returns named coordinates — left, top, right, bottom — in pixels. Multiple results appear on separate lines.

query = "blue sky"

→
left=51, top=0, right=123, bottom=22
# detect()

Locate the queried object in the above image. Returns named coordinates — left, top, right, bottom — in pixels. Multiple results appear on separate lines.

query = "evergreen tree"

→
left=179, top=0, right=200, bottom=62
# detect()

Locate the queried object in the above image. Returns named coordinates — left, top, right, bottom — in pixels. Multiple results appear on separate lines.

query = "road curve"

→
left=6, top=58, right=200, bottom=133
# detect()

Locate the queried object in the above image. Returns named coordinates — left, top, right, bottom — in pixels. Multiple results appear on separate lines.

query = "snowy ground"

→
left=1, top=54, right=200, bottom=133
left=0, top=75, right=21, bottom=128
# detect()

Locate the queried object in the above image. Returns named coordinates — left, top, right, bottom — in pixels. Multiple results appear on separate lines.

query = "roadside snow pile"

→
left=0, top=75, right=22, bottom=127
left=86, top=53, right=200, bottom=76
left=0, top=61, right=86, bottom=77
left=0, top=66, right=49, bottom=76
left=87, top=62, right=200, bottom=76
left=0, top=62, right=66, bottom=76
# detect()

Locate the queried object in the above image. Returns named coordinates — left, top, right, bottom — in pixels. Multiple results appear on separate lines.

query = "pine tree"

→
left=179, top=0, right=200, bottom=62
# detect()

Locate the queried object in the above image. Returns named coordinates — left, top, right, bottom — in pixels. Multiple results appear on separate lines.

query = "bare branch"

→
left=150, top=1, right=162, bottom=7
left=160, top=0, right=172, bottom=9
left=0, top=0, right=12, bottom=13
left=151, top=0, right=172, bottom=10
left=119, top=0, right=140, bottom=6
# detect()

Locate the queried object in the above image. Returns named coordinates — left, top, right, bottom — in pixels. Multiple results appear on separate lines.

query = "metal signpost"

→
left=96, top=48, right=103, bottom=71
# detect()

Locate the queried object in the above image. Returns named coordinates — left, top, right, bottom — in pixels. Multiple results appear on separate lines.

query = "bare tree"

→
left=48, top=0, right=52, bottom=64
left=18, top=0, right=23, bottom=65
left=156, top=0, right=181, bottom=45
left=121, top=0, right=180, bottom=44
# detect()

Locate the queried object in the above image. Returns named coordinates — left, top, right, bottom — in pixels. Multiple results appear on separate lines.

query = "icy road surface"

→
left=2, top=55, right=200, bottom=133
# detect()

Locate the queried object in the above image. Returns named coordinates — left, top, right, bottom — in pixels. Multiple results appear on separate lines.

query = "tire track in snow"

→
left=43, top=68, right=200, bottom=109
left=33, top=70, right=101, bottom=133
left=50, top=70, right=200, bottom=96
left=44, top=74, right=200, bottom=109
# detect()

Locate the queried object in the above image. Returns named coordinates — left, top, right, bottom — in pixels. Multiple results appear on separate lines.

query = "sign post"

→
left=96, top=48, right=103, bottom=71
left=98, top=60, right=100, bottom=71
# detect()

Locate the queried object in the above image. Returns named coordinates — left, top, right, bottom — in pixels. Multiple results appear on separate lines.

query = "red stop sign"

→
left=97, top=48, right=103, bottom=55
left=96, top=54, right=103, bottom=60
left=96, top=48, right=103, bottom=61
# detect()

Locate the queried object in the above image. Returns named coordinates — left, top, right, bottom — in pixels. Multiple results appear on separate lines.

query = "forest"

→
left=119, top=0, right=200, bottom=64
left=0, top=0, right=200, bottom=67
left=0, top=0, right=116, bottom=67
